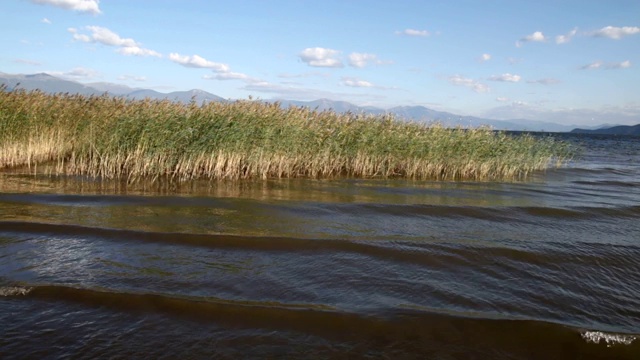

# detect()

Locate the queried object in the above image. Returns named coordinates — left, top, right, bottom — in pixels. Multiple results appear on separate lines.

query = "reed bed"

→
left=0, top=87, right=573, bottom=181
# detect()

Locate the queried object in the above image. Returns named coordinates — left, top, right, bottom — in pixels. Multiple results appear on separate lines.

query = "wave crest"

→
left=0, top=286, right=32, bottom=296
left=581, top=331, right=636, bottom=346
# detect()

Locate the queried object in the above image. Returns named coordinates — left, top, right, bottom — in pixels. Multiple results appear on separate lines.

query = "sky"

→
left=1, top=0, right=639, bottom=126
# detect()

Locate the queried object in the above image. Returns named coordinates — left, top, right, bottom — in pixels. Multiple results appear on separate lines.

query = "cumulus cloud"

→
left=448, top=75, right=490, bottom=93
left=479, top=53, right=491, bottom=62
left=41, top=18, right=52, bottom=24
left=67, top=28, right=90, bottom=42
left=73, top=26, right=136, bottom=47
left=395, top=29, right=430, bottom=37
left=117, top=46, right=161, bottom=57
left=69, top=26, right=161, bottom=57
left=348, top=53, right=375, bottom=68
left=556, top=27, right=578, bottom=44
left=488, top=73, right=521, bottom=82
left=341, top=77, right=374, bottom=88
left=580, top=60, right=631, bottom=70
left=516, top=31, right=546, bottom=47
left=299, top=47, right=343, bottom=68
left=348, top=52, right=392, bottom=68
left=496, top=97, right=509, bottom=102
left=203, top=71, right=252, bottom=81
left=31, top=0, right=101, bottom=15
left=591, top=26, right=640, bottom=39
left=168, top=53, right=229, bottom=72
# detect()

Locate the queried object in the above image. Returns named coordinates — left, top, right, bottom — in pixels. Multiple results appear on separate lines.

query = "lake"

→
left=1, top=133, right=639, bottom=359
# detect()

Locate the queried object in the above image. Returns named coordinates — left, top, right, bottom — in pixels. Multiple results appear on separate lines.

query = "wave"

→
left=302, top=203, right=640, bottom=221
left=2, top=220, right=639, bottom=267
left=3, top=283, right=638, bottom=359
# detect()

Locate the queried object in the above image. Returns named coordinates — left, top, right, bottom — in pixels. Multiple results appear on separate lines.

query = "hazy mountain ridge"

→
left=0, top=72, right=227, bottom=104
left=0, top=72, right=612, bottom=132
left=571, top=124, right=640, bottom=135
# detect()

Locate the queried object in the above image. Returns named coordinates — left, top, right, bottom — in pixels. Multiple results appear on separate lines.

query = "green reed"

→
left=0, top=87, right=573, bottom=181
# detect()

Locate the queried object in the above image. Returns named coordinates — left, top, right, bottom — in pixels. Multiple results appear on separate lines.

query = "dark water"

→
left=1, top=133, right=639, bottom=359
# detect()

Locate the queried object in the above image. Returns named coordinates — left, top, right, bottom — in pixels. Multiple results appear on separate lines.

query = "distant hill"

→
left=274, top=99, right=580, bottom=132
left=0, top=71, right=613, bottom=132
left=571, top=124, right=640, bottom=135
left=0, top=72, right=226, bottom=104
left=0, top=72, right=103, bottom=96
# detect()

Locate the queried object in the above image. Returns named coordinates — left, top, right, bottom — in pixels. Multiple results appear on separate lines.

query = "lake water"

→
left=1, top=133, right=639, bottom=359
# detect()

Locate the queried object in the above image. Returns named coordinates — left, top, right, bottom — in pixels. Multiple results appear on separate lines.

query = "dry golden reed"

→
left=0, top=87, right=573, bottom=181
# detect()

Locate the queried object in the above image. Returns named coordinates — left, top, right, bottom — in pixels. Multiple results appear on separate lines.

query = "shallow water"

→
left=1, top=133, right=639, bottom=359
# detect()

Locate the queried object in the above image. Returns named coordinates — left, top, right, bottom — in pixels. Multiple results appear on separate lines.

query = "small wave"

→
left=581, top=331, right=636, bottom=347
left=0, top=286, right=32, bottom=296
left=6, top=283, right=640, bottom=358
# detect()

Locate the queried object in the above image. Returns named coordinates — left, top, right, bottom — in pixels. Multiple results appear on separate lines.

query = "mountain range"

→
left=0, top=71, right=627, bottom=133
left=571, top=124, right=640, bottom=136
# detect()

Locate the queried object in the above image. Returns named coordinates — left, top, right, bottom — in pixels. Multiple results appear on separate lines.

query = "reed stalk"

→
left=0, top=87, right=573, bottom=181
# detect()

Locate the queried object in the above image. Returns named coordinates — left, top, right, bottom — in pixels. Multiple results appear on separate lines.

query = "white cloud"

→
left=299, top=47, right=343, bottom=68
left=31, top=0, right=101, bottom=15
left=608, top=60, right=632, bottom=69
left=496, top=97, right=509, bottom=102
left=479, top=53, right=491, bottom=62
left=395, top=29, right=430, bottom=37
left=83, top=26, right=136, bottom=47
left=349, top=53, right=374, bottom=68
left=45, top=67, right=100, bottom=80
left=448, top=75, right=490, bottom=93
left=580, top=60, right=631, bottom=70
left=41, top=18, right=52, bottom=24
left=580, top=61, right=603, bottom=70
left=488, top=73, right=521, bottom=82
left=527, top=78, right=561, bottom=85
left=118, top=74, right=146, bottom=82
left=591, top=26, right=640, bottom=39
left=69, top=26, right=160, bottom=57
left=516, top=31, right=546, bottom=47
left=117, top=46, right=161, bottom=57
left=168, top=53, right=229, bottom=72
left=348, top=52, right=391, bottom=68
left=556, top=27, right=578, bottom=44
left=203, top=71, right=251, bottom=81
left=341, top=77, right=374, bottom=88
left=68, top=27, right=91, bottom=42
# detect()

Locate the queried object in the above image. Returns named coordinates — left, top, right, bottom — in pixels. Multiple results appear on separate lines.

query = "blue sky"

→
left=1, top=0, right=639, bottom=126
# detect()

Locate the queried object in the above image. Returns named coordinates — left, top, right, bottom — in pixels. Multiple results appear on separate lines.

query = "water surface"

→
left=1, top=133, right=639, bottom=359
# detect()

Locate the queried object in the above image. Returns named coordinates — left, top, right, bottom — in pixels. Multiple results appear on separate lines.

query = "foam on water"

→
left=0, top=286, right=32, bottom=296
left=581, top=330, right=636, bottom=347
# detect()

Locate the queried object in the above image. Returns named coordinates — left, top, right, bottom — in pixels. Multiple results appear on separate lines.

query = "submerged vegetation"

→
left=0, top=88, right=573, bottom=182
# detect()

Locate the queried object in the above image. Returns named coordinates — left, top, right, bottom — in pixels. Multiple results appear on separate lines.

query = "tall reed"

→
left=0, top=87, right=573, bottom=181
